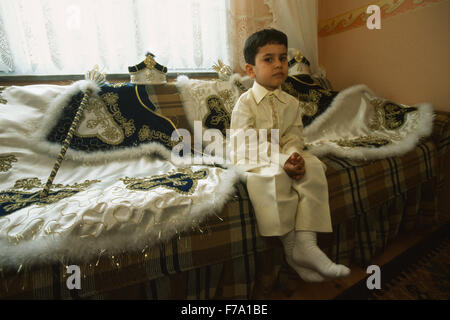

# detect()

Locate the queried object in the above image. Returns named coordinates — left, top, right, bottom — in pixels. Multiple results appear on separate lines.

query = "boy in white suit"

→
left=229, top=29, right=350, bottom=282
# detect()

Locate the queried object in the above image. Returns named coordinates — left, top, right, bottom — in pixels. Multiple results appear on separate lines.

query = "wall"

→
left=318, top=0, right=449, bottom=112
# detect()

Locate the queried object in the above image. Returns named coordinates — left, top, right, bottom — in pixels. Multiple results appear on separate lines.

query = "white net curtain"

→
left=0, top=0, right=230, bottom=74
left=0, top=0, right=321, bottom=76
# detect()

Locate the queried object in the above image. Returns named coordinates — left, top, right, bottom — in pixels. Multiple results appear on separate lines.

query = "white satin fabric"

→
left=0, top=84, right=239, bottom=267
left=302, top=85, right=435, bottom=160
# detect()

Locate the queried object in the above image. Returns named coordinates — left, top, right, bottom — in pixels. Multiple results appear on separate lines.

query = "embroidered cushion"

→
left=175, top=74, right=253, bottom=156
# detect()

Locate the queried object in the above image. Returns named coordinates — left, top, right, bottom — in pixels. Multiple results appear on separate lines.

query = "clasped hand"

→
left=283, top=152, right=305, bottom=180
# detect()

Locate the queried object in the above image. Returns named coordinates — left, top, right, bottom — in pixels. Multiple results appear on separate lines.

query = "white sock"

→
left=292, top=231, right=351, bottom=279
left=280, top=231, right=327, bottom=282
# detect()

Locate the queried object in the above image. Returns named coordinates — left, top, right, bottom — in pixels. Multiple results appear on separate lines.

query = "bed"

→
left=0, top=69, right=448, bottom=299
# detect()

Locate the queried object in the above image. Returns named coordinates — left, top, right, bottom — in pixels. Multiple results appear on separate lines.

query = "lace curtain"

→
left=227, top=0, right=323, bottom=77
left=269, top=0, right=323, bottom=77
left=0, top=0, right=229, bottom=75
left=226, top=0, right=274, bottom=74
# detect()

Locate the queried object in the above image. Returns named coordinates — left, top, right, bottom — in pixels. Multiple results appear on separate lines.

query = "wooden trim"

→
left=0, top=72, right=218, bottom=86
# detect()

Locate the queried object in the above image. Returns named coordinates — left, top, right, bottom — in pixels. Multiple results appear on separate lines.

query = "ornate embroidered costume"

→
left=0, top=78, right=239, bottom=268
left=128, top=52, right=168, bottom=85
left=47, top=82, right=180, bottom=152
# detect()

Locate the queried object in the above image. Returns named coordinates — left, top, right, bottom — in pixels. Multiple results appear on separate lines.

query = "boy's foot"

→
left=285, top=256, right=327, bottom=282
left=293, top=231, right=351, bottom=279
left=280, top=230, right=327, bottom=282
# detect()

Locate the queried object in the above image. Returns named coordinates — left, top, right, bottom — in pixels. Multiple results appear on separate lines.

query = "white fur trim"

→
left=0, top=166, right=240, bottom=267
left=303, top=84, right=435, bottom=160
left=26, top=80, right=187, bottom=164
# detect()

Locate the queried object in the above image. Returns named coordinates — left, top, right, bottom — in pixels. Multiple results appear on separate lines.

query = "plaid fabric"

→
left=432, top=111, right=450, bottom=190
left=324, top=138, right=438, bottom=224
left=318, top=136, right=440, bottom=267
left=0, top=84, right=447, bottom=299
left=431, top=111, right=450, bottom=155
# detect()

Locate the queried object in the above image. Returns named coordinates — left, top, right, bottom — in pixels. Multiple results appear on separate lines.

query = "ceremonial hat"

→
left=128, top=52, right=168, bottom=84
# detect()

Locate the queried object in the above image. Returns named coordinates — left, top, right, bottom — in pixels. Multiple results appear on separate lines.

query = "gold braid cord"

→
left=40, top=89, right=92, bottom=198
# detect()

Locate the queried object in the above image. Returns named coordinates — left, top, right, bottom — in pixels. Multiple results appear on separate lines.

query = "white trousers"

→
left=245, top=151, right=332, bottom=237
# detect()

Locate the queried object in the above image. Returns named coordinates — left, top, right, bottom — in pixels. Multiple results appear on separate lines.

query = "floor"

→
left=266, top=225, right=443, bottom=300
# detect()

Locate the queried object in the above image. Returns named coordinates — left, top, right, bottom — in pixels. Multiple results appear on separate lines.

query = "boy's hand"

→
left=283, top=152, right=305, bottom=180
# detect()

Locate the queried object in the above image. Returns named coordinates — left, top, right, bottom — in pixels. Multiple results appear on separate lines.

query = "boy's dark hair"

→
left=244, top=28, right=288, bottom=65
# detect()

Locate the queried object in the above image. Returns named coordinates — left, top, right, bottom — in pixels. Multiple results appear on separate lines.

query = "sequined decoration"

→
left=332, top=136, right=391, bottom=148
left=121, top=168, right=209, bottom=195
left=0, top=178, right=100, bottom=216
left=0, top=86, right=7, bottom=104
left=0, top=154, right=17, bottom=172
left=203, top=95, right=231, bottom=136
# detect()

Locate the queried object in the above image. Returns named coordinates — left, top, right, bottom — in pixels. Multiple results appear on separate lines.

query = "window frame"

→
left=0, top=70, right=218, bottom=84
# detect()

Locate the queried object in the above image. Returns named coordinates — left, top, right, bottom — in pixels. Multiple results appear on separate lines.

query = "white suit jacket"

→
left=228, top=81, right=305, bottom=171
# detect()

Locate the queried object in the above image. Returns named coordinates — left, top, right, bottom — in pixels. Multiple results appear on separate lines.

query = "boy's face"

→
left=245, top=43, right=288, bottom=91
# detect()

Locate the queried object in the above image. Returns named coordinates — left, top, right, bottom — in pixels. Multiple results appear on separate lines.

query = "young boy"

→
left=229, top=29, right=350, bottom=282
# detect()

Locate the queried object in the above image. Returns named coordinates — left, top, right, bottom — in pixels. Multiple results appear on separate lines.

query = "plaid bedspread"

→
left=0, top=83, right=448, bottom=299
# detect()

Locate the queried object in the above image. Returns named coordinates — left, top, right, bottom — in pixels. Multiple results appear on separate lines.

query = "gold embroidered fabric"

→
left=175, top=74, right=253, bottom=150
left=138, top=125, right=177, bottom=147
left=0, top=86, right=7, bottom=104
left=300, top=83, right=433, bottom=160
left=0, top=154, right=17, bottom=172
left=332, top=136, right=391, bottom=148
left=203, top=95, right=232, bottom=135
left=76, top=92, right=136, bottom=145
left=0, top=178, right=100, bottom=214
left=108, top=82, right=127, bottom=88
left=299, top=100, right=319, bottom=117
left=281, top=81, right=332, bottom=118
left=369, top=98, right=418, bottom=131
left=121, top=168, right=209, bottom=195
left=0, top=81, right=242, bottom=268
left=234, top=80, right=249, bottom=95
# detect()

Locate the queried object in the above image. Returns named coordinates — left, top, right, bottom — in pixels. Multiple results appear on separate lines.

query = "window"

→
left=0, top=0, right=229, bottom=75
